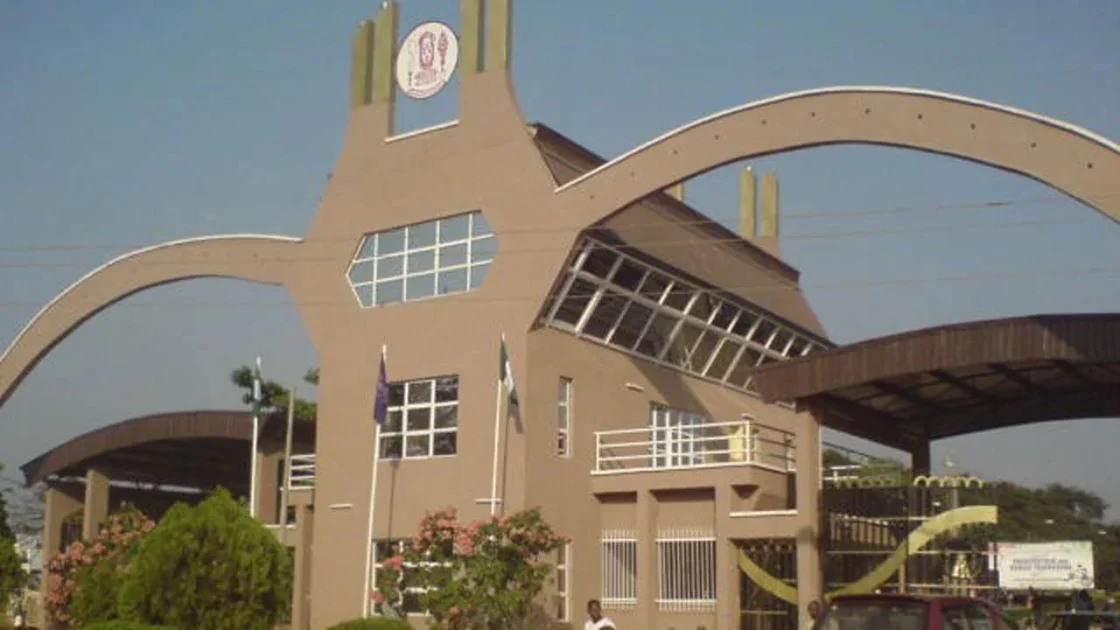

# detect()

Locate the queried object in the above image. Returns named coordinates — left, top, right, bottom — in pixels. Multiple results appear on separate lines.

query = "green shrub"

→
left=117, top=488, right=293, bottom=630
left=70, top=554, right=129, bottom=625
left=327, top=617, right=412, bottom=630
left=84, top=622, right=174, bottom=630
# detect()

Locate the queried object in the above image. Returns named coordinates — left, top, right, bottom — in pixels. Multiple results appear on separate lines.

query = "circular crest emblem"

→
left=395, top=22, right=459, bottom=100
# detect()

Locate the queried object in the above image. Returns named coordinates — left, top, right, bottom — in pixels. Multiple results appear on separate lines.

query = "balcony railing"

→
left=593, top=420, right=796, bottom=475
left=286, top=454, right=317, bottom=491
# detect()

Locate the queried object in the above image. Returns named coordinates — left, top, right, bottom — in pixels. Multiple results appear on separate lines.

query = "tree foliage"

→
left=327, top=618, right=411, bottom=630
left=231, top=365, right=319, bottom=423
left=376, top=507, right=567, bottom=630
left=0, top=464, right=26, bottom=616
left=117, top=488, right=293, bottom=630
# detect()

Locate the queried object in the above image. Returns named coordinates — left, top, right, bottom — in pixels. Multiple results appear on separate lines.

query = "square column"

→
left=82, top=468, right=111, bottom=540
left=715, top=485, right=738, bottom=630
left=794, top=406, right=823, bottom=628
left=635, top=490, right=657, bottom=629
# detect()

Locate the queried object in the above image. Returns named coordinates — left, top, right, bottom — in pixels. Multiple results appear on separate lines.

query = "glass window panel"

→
left=439, top=242, right=468, bottom=267
left=379, top=436, right=403, bottom=459
left=405, top=434, right=430, bottom=457
left=757, top=353, right=779, bottom=367
left=705, top=340, right=742, bottom=381
left=407, top=221, right=437, bottom=249
left=769, top=329, right=793, bottom=353
left=639, top=312, right=679, bottom=358
left=582, top=289, right=626, bottom=340
left=433, top=432, right=457, bottom=456
left=355, top=283, right=374, bottom=308
left=689, top=331, right=721, bottom=372
left=407, top=249, right=435, bottom=273
left=558, top=405, right=569, bottom=431
left=689, top=294, right=720, bottom=322
left=470, top=236, right=497, bottom=263
left=471, top=212, right=493, bottom=237
left=377, top=255, right=404, bottom=279
left=639, top=272, right=671, bottom=302
left=440, top=215, right=470, bottom=242
left=437, top=268, right=468, bottom=295
left=752, top=319, right=777, bottom=345
left=609, top=301, right=653, bottom=350
left=662, top=281, right=695, bottom=312
left=348, top=260, right=373, bottom=285
left=435, top=377, right=458, bottom=402
left=389, top=384, right=405, bottom=406
left=378, top=228, right=406, bottom=255
left=385, top=409, right=403, bottom=433
left=731, top=311, right=758, bottom=337
left=406, top=273, right=436, bottom=300
left=356, top=236, right=377, bottom=259
left=611, top=259, right=645, bottom=292
left=375, top=279, right=403, bottom=305
left=665, top=321, right=701, bottom=367
left=406, top=408, right=431, bottom=431
left=468, top=262, right=491, bottom=289
left=787, top=338, right=808, bottom=358
left=727, top=348, right=762, bottom=387
left=712, top=302, right=738, bottom=330
left=407, top=380, right=432, bottom=404
left=434, top=405, right=458, bottom=429
left=552, top=277, right=597, bottom=326
left=581, top=247, right=617, bottom=279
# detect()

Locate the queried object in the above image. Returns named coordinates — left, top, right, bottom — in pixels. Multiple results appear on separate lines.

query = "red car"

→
left=814, top=593, right=1014, bottom=630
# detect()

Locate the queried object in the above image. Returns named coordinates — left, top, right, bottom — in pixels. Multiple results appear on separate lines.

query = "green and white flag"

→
left=499, top=335, right=519, bottom=409
left=251, top=356, right=263, bottom=417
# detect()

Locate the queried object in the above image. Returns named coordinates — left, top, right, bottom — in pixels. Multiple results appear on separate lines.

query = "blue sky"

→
left=1, top=2, right=1118, bottom=518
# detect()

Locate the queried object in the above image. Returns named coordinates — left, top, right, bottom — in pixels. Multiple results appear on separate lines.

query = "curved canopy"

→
left=20, top=409, right=314, bottom=489
left=753, top=314, right=1120, bottom=448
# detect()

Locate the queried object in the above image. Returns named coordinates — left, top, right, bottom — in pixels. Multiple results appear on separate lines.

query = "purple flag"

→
left=373, top=349, right=389, bottom=426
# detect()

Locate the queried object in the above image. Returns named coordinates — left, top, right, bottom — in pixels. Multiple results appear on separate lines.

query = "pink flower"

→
left=383, top=555, right=405, bottom=571
left=450, top=605, right=461, bottom=617
left=371, top=590, right=385, bottom=604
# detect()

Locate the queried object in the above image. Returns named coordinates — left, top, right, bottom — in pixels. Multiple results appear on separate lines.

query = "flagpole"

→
left=489, top=334, right=506, bottom=518
left=362, top=344, right=387, bottom=617
left=250, top=355, right=261, bottom=520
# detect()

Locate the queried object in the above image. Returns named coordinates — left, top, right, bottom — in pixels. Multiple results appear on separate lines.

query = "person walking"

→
left=584, top=599, right=616, bottom=630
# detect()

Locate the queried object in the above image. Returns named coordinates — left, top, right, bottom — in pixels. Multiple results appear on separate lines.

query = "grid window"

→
left=348, top=212, right=496, bottom=308
left=601, top=531, right=638, bottom=609
left=540, top=238, right=828, bottom=395
left=372, top=539, right=448, bottom=617
left=557, top=377, right=572, bottom=457
left=656, top=530, right=716, bottom=613
left=555, top=543, right=571, bottom=621
left=379, top=376, right=459, bottom=460
left=650, top=405, right=708, bottom=469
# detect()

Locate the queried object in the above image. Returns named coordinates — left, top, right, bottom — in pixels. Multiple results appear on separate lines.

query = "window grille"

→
left=601, top=530, right=638, bottom=608
left=656, top=529, right=717, bottom=613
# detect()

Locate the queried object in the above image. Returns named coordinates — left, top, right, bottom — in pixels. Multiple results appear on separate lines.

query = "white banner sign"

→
left=996, top=541, right=1094, bottom=590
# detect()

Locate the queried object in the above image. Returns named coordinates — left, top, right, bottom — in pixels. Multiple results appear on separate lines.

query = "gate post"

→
left=795, top=404, right=823, bottom=629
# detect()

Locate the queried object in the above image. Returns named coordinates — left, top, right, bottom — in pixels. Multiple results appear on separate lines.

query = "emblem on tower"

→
left=396, top=22, right=459, bottom=100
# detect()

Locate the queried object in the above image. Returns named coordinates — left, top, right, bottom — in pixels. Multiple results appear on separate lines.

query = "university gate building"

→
left=2, top=1, right=1118, bottom=629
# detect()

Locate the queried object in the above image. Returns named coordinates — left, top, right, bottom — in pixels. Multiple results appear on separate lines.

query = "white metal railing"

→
left=593, top=419, right=796, bottom=475
left=287, top=453, right=317, bottom=491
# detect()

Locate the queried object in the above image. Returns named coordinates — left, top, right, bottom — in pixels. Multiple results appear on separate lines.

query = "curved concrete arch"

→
left=556, top=86, right=1120, bottom=226
left=0, top=235, right=303, bottom=408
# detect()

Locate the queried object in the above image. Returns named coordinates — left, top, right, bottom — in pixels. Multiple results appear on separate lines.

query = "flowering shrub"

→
left=375, top=507, right=567, bottom=630
left=43, top=506, right=155, bottom=627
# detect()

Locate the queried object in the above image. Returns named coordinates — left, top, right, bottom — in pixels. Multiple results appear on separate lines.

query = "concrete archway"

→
left=555, top=87, right=1120, bottom=227
left=0, top=235, right=301, bottom=408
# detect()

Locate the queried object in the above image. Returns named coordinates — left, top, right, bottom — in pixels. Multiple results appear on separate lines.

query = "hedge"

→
left=84, top=622, right=175, bottom=630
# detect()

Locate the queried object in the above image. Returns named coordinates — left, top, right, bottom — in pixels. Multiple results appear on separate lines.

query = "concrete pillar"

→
left=82, top=468, right=111, bottom=540
left=761, top=172, right=780, bottom=238
left=739, top=167, right=757, bottom=238
left=636, top=490, right=657, bottom=629
left=666, top=182, right=685, bottom=202
left=257, top=446, right=283, bottom=525
left=911, top=441, right=932, bottom=476
left=348, top=20, right=374, bottom=110
left=715, top=485, right=738, bottom=630
left=42, top=484, right=82, bottom=555
left=795, top=406, right=823, bottom=629
left=291, top=504, right=315, bottom=630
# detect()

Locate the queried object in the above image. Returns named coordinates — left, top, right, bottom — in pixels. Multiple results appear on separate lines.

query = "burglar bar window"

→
left=601, top=530, right=638, bottom=608
left=656, top=529, right=716, bottom=613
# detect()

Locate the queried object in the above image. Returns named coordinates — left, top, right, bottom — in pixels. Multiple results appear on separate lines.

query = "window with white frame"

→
left=371, top=539, right=431, bottom=616
left=601, top=530, right=638, bottom=608
left=541, top=238, right=829, bottom=394
left=650, top=404, right=708, bottom=468
left=555, top=543, right=571, bottom=621
left=348, top=211, right=496, bottom=307
left=655, top=529, right=716, bottom=613
left=379, top=376, right=458, bottom=460
left=557, top=377, right=572, bottom=457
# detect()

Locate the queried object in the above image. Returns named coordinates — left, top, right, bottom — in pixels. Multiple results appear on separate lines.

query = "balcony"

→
left=593, top=420, right=796, bottom=476
left=286, top=453, right=317, bottom=491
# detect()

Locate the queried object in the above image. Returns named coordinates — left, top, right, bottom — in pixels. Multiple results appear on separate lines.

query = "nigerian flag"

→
left=499, top=335, right=519, bottom=409
left=251, top=356, right=263, bottom=417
